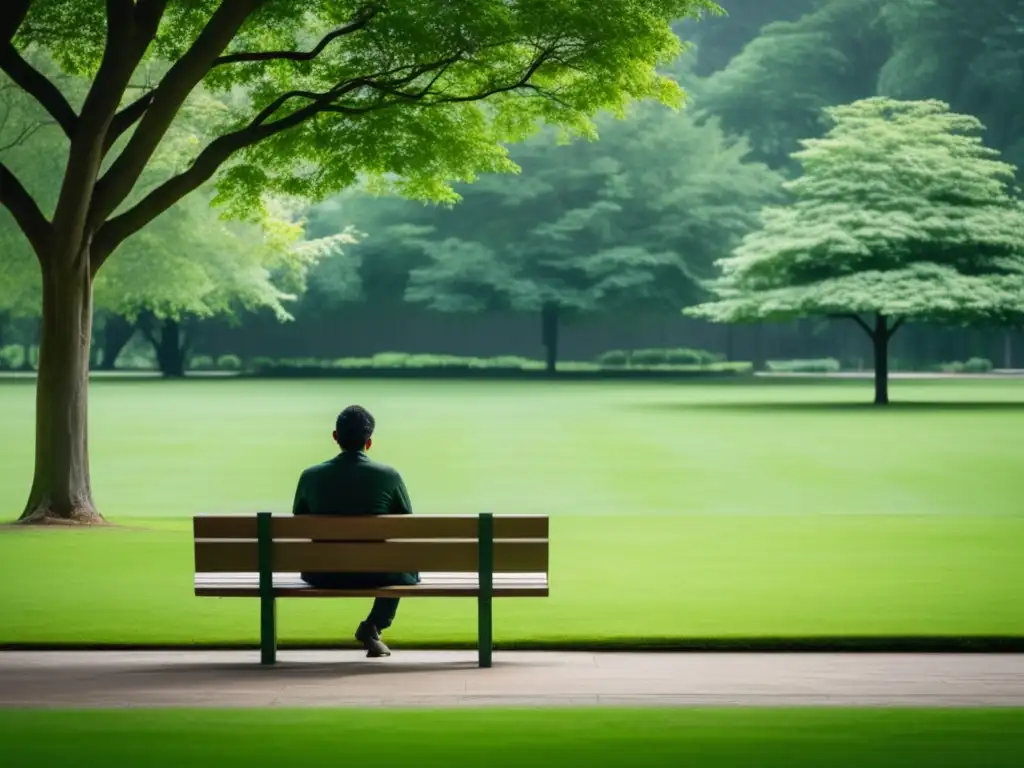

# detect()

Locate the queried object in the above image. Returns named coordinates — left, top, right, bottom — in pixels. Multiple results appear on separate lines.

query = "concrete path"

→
left=2, top=651, right=1023, bottom=709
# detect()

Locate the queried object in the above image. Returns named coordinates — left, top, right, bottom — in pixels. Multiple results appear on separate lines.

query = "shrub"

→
left=117, top=351, right=156, bottom=370
left=716, top=362, right=754, bottom=374
left=216, top=354, right=242, bottom=371
left=963, top=357, right=993, bottom=373
left=765, top=358, right=841, bottom=373
left=405, top=354, right=474, bottom=368
left=330, top=357, right=373, bottom=368
left=0, top=344, right=24, bottom=370
left=370, top=352, right=410, bottom=368
left=188, top=355, right=214, bottom=371
left=664, top=347, right=724, bottom=366
left=630, top=348, right=668, bottom=366
left=247, top=356, right=275, bottom=371
left=485, top=355, right=536, bottom=369
left=597, top=350, right=629, bottom=367
left=278, top=357, right=328, bottom=368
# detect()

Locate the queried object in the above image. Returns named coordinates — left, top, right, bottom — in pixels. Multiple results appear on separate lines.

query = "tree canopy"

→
left=2, top=0, right=721, bottom=523
left=398, top=99, right=780, bottom=370
left=687, top=97, right=1024, bottom=403
left=697, top=0, right=1024, bottom=177
left=696, top=0, right=889, bottom=169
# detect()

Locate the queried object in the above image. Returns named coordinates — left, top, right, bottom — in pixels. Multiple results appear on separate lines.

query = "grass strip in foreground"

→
left=2, top=708, right=1022, bottom=767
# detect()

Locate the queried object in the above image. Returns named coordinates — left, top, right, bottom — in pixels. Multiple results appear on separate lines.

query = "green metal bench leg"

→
left=258, top=511, right=277, bottom=665
left=260, top=595, right=277, bottom=665
left=478, top=512, right=494, bottom=668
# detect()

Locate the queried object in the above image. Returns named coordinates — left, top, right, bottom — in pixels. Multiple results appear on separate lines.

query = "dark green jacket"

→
left=292, top=451, right=418, bottom=586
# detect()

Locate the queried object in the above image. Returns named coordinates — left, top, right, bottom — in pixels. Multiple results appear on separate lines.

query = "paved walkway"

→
left=2, top=651, right=1023, bottom=708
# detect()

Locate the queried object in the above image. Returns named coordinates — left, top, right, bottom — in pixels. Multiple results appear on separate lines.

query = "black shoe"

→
left=355, top=622, right=391, bottom=658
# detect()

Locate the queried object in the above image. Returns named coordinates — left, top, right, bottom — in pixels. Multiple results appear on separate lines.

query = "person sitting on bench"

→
left=291, top=405, right=419, bottom=657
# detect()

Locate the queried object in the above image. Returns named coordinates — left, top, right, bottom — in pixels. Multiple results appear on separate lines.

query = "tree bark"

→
left=18, top=255, right=102, bottom=524
left=541, top=303, right=560, bottom=376
left=1004, top=330, right=1014, bottom=370
left=140, top=314, right=187, bottom=377
left=751, top=324, right=766, bottom=371
left=848, top=313, right=902, bottom=406
left=158, top=318, right=185, bottom=378
left=97, top=312, right=136, bottom=370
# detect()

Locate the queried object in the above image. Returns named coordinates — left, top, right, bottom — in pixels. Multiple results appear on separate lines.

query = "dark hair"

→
left=335, top=405, right=375, bottom=451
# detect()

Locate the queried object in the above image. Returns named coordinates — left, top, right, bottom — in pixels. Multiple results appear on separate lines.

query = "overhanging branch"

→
left=0, top=43, right=77, bottom=138
left=887, top=317, right=905, bottom=339
left=212, top=4, right=380, bottom=67
left=93, top=43, right=563, bottom=268
left=49, top=0, right=165, bottom=251
left=833, top=312, right=874, bottom=338
left=92, top=95, right=336, bottom=266
left=0, top=160, right=50, bottom=257
left=0, top=0, right=33, bottom=43
left=89, top=0, right=261, bottom=228
left=246, top=52, right=466, bottom=127
left=0, top=116, right=50, bottom=151
left=104, top=91, right=155, bottom=153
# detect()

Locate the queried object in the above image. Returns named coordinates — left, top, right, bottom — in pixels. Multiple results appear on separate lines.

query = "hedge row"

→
left=596, top=348, right=725, bottom=367
left=932, top=357, right=994, bottom=373
left=237, top=352, right=753, bottom=374
left=765, top=358, right=842, bottom=374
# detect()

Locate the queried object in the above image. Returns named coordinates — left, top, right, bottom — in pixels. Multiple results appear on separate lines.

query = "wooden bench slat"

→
left=196, top=571, right=548, bottom=584
left=194, top=571, right=548, bottom=598
left=199, top=571, right=548, bottom=582
left=194, top=539, right=548, bottom=573
left=194, top=515, right=548, bottom=540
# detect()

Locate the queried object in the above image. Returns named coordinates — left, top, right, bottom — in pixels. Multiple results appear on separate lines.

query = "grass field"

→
left=1, top=377, right=1022, bottom=645
left=2, top=708, right=1023, bottom=767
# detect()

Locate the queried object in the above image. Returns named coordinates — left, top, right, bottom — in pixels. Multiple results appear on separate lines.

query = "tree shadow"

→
left=633, top=400, right=1024, bottom=415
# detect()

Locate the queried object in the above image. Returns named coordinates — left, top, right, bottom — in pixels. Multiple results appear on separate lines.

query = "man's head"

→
left=334, top=405, right=375, bottom=452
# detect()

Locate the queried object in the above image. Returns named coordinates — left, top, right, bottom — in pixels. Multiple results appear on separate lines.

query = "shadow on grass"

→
left=634, top=401, right=1024, bottom=414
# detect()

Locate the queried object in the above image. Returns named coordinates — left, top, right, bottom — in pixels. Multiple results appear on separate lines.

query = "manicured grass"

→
left=3, top=708, right=1023, bottom=767
left=1, top=378, right=1022, bottom=645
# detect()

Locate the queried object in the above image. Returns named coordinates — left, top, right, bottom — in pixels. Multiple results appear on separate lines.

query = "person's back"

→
left=294, top=451, right=412, bottom=519
left=291, top=405, right=418, bottom=658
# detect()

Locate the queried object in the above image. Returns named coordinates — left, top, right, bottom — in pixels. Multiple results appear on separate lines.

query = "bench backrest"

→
left=193, top=513, right=549, bottom=575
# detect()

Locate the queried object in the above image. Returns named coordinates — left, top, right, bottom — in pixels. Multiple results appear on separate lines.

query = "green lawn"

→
left=2, top=708, right=1023, bottom=767
left=1, top=377, right=1022, bottom=645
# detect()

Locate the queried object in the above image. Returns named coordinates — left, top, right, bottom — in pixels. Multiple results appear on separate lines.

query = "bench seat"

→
left=195, top=571, right=549, bottom=598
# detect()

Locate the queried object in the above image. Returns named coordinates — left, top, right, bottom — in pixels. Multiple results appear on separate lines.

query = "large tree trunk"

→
left=97, top=313, right=136, bottom=371
left=872, top=317, right=890, bottom=406
left=751, top=323, right=766, bottom=371
left=848, top=312, right=902, bottom=406
left=541, top=302, right=560, bottom=376
left=157, top=318, right=185, bottom=378
left=141, top=314, right=187, bottom=377
left=18, top=255, right=102, bottom=524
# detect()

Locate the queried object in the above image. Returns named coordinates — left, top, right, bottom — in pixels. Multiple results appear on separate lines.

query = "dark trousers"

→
left=300, top=571, right=419, bottom=632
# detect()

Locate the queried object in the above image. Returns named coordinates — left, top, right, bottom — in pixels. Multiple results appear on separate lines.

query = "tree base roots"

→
left=17, top=505, right=106, bottom=526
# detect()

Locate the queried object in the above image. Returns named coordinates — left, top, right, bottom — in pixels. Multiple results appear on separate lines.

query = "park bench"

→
left=193, top=512, right=549, bottom=667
